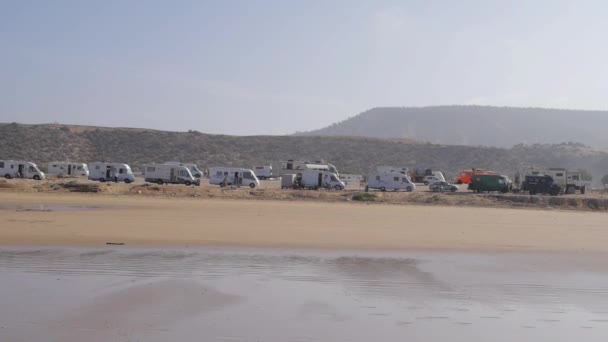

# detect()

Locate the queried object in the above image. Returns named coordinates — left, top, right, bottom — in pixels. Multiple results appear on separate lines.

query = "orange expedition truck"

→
left=455, top=169, right=496, bottom=184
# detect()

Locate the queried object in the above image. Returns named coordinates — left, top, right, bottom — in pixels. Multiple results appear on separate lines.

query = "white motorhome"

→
left=164, top=162, right=203, bottom=178
left=0, top=160, right=45, bottom=180
left=295, top=170, right=345, bottom=190
left=366, top=171, right=415, bottom=192
left=143, top=164, right=199, bottom=186
left=88, top=162, right=135, bottom=183
left=253, top=165, right=273, bottom=180
left=209, top=167, right=260, bottom=188
left=47, top=162, right=89, bottom=177
left=280, top=160, right=339, bottom=176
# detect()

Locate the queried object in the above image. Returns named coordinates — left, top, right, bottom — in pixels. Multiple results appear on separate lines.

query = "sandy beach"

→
left=1, top=191, right=607, bottom=252
left=2, top=191, right=608, bottom=341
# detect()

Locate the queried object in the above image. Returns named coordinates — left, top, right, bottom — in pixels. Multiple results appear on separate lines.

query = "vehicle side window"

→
left=402, top=178, right=408, bottom=182
left=29, top=166, right=35, bottom=172
left=376, top=176, right=380, bottom=181
left=331, top=175, right=338, bottom=181
left=119, top=168, right=124, bottom=174
left=556, top=173, right=563, bottom=177
left=0, top=162, right=4, bottom=168
left=394, top=177, right=399, bottom=181
left=95, top=165, right=100, bottom=170
left=243, top=172, right=253, bottom=179
left=179, top=170, right=187, bottom=177
left=147, top=167, right=155, bottom=172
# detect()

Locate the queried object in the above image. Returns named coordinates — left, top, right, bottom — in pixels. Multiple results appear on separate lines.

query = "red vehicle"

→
left=455, top=169, right=496, bottom=184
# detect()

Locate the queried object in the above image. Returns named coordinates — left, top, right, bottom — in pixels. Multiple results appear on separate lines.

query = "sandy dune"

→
left=1, top=192, right=607, bottom=252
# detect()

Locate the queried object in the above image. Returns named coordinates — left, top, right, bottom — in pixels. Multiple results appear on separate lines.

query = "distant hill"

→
left=1, top=123, right=607, bottom=184
left=300, top=106, right=608, bottom=149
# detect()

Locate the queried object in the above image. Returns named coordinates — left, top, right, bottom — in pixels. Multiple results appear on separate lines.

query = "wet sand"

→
left=1, top=247, right=608, bottom=342
left=1, top=192, right=608, bottom=252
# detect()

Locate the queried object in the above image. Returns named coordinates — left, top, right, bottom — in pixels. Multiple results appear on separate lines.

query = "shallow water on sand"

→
left=1, top=247, right=607, bottom=342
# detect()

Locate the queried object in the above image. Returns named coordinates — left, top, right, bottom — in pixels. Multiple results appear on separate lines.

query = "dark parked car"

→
left=429, top=181, right=459, bottom=192
left=523, top=175, right=561, bottom=196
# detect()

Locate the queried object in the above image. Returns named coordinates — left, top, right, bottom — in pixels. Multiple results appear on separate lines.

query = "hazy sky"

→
left=2, top=0, right=607, bottom=135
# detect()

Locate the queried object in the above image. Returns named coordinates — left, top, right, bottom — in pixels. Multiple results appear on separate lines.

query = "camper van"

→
left=0, top=160, right=45, bottom=180
left=164, top=162, right=203, bottom=178
left=280, top=160, right=339, bottom=176
left=47, top=162, right=89, bottom=177
left=209, top=167, right=260, bottom=188
left=143, top=164, right=199, bottom=186
left=366, top=171, right=415, bottom=192
left=294, top=170, right=345, bottom=190
left=88, top=162, right=135, bottom=183
left=253, top=165, right=273, bottom=180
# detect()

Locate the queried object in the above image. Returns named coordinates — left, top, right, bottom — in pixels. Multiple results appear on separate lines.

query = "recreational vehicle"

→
left=294, top=170, right=345, bottom=190
left=280, top=160, right=339, bottom=176
left=143, top=164, right=199, bottom=186
left=0, top=160, right=45, bottom=180
left=253, top=165, right=273, bottom=180
left=209, top=167, right=260, bottom=188
left=88, top=162, right=135, bottom=183
left=164, top=162, right=203, bottom=178
left=47, top=162, right=89, bottom=177
left=366, top=171, right=415, bottom=192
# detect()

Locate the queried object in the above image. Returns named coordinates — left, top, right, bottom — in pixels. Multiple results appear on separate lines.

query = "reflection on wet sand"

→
left=1, top=247, right=607, bottom=342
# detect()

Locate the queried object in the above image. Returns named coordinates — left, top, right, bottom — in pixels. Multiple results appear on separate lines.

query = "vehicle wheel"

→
left=157, top=180, right=164, bottom=185
left=220, top=182, right=226, bottom=188
left=529, top=190, right=536, bottom=195
left=99, top=178, right=106, bottom=183
left=581, top=186, right=586, bottom=195
left=457, top=180, right=463, bottom=184
left=259, top=176, right=266, bottom=180
left=424, top=181, right=429, bottom=185
left=185, top=181, right=192, bottom=186
left=407, top=186, right=414, bottom=192
left=334, top=185, right=343, bottom=191
left=33, top=175, right=40, bottom=180
left=4, top=174, right=11, bottom=179
left=249, top=183, right=256, bottom=188
left=380, top=187, right=386, bottom=192
left=124, top=179, right=131, bottom=184
left=451, top=188, right=457, bottom=192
